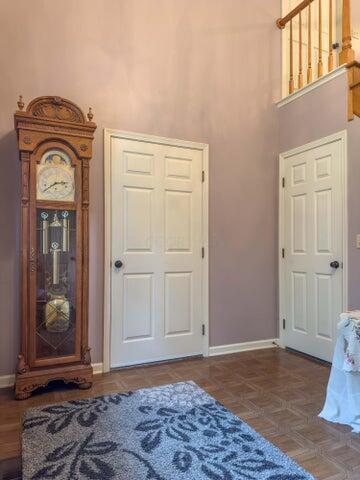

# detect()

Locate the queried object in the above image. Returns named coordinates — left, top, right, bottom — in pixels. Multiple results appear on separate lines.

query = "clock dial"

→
left=37, top=150, right=75, bottom=201
left=38, top=166, right=74, bottom=200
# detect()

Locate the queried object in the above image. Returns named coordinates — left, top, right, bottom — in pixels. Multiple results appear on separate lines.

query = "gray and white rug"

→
left=22, top=381, right=314, bottom=479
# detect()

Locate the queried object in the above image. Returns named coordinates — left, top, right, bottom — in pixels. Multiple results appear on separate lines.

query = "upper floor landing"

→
left=277, top=0, right=360, bottom=120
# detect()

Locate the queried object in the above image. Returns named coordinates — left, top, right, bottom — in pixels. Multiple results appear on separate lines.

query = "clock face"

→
left=38, top=166, right=74, bottom=200
left=37, top=150, right=75, bottom=201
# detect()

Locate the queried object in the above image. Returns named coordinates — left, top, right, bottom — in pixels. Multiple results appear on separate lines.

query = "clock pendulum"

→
left=44, top=239, right=70, bottom=333
left=51, top=241, right=61, bottom=285
left=43, top=211, right=72, bottom=333
left=45, top=292, right=70, bottom=333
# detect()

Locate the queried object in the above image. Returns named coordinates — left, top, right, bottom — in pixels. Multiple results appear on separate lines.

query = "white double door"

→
left=110, top=134, right=205, bottom=368
left=282, top=135, right=345, bottom=362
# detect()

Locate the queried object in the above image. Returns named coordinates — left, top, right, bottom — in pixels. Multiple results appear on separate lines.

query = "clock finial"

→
left=17, top=95, right=25, bottom=111
left=87, top=107, right=93, bottom=122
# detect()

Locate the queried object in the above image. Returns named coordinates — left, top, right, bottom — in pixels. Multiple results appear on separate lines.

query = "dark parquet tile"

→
left=293, top=450, right=346, bottom=480
left=1, top=348, right=360, bottom=479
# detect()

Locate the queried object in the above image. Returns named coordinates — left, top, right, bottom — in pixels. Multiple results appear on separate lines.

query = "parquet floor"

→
left=1, top=348, right=360, bottom=479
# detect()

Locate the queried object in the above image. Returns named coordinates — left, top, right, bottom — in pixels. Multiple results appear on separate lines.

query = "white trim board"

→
left=276, top=65, right=347, bottom=108
left=103, top=129, right=210, bottom=373
left=92, top=363, right=104, bottom=375
left=0, top=374, right=15, bottom=389
left=209, top=339, right=280, bottom=357
left=0, top=363, right=104, bottom=389
left=278, top=130, right=348, bottom=350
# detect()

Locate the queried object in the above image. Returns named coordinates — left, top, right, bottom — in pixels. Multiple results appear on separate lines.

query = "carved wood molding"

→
left=27, top=96, right=86, bottom=124
left=81, top=346, right=91, bottom=365
left=82, top=160, right=90, bottom=205
left=21, top=152, right=30, bottom=204
left=14, top=96, right=96, bottom=158
left=16, top=353, right=30, bottom=375
left=17, top=130, right=93, bottom=158
left=15, top=373, right=92, bottom=399
left=17, top=121, right=94, bottom=138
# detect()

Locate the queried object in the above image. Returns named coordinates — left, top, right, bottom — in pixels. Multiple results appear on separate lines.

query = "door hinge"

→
left=202, top=324, right=206, bottom=336
left=282, top=248, right=285, bottom=259
left=282, top=177, right=285, bottom=188
left=202, top=170, right=205, bottom=183
left=202, top=247, right=205, bottom=258
left=283, top=318, right=286, bottom=330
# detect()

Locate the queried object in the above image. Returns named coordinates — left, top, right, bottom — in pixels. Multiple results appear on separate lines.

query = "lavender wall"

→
left=279, top=73, right=360, bottom=310
left=0, top=0, right=281, bottom=375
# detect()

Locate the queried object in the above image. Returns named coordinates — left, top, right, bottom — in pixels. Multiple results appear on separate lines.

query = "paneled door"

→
left=281, top=133, right=346, bottom=362
left=109, top=134, right=207, bottom=367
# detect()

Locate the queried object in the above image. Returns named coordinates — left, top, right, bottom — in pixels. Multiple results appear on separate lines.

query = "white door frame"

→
left=103, top=129, right=209, bottom=373
left=278, top=130, right=348, bottom=350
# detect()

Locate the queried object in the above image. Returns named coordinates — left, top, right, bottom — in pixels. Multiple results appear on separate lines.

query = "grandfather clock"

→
left=14, top=96, right=96, bottom=399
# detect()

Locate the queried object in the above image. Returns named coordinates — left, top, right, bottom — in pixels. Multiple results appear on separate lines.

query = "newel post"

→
left=339, top=0, right=355, bottom=65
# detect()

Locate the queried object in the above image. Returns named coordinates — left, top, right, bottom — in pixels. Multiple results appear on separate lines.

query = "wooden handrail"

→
left=276, top=0, right=315, bottom=29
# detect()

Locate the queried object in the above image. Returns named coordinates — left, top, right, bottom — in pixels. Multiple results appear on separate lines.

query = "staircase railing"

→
left=276, top=0, right=355, bottom=96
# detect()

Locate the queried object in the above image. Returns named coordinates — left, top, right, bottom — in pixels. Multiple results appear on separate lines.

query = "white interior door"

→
left=110, top=134, right=206, bottom=367
left=281, top=134, right=345, bottom=362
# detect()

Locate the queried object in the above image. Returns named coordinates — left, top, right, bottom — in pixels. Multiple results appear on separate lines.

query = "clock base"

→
left=78, top=381, right=92, bottom=390
left=14, top=363, right=93, bottom=400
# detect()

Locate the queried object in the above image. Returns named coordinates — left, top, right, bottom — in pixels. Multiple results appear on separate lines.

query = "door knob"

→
left=330, top=261, right=340, bottom=269
left=114, top=260, right=123, bottom=269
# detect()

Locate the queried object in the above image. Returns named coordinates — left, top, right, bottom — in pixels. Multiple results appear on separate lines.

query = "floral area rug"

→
left=22, top=381, right=314, bottom=480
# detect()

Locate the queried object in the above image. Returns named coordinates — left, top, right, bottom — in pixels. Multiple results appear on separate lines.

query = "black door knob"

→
left=114, top=260, right=123, bottom=269
left=330, top=261, right=340, bottom=269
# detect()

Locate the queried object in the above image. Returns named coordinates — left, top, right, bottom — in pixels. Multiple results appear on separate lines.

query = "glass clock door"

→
left=35, top=208, right=77, bottom=359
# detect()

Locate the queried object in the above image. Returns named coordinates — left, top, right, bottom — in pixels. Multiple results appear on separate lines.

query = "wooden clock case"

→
left=14, top=96, right=96, bottom=400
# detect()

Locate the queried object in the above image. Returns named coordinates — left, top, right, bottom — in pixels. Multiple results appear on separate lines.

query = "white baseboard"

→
left=209, top=338, right=280, bottom=357
left=0, top=362, right=104, bottom=389
left=92, top=363, right=103, bottom=375
left=0, top=374, right=15, bottom=388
